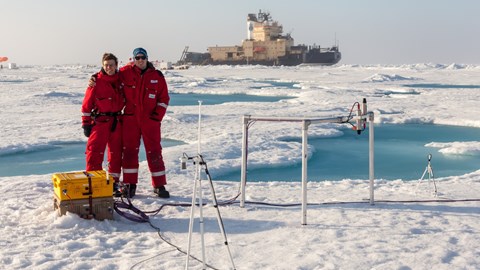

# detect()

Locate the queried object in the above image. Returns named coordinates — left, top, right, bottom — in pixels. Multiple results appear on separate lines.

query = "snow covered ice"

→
left=0, top=64, right=479, bottom=269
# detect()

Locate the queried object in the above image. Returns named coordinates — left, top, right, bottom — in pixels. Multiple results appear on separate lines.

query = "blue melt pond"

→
left=0, top=139, right=183, bottom=177
left=169, top=93, right=292, bottom=106
left=218, top=124, right=480, bottom=182
left=403, top=83, right=480, bottom=89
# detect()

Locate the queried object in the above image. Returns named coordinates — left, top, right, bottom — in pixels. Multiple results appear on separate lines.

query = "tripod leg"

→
left=429, top=166, right=438, bottom=196
left=186, top=161, right=208, bottom=269
left=418, top=167, right=428, bottom=184
left=206, top=174, right=237, bottom=269
left=185, top=172, right=198, bottom=269
left=415, top=166, right=428, bottom=194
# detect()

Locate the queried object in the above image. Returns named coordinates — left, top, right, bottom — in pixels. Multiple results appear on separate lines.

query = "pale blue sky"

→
left=1, top=0, right=479, bottom=65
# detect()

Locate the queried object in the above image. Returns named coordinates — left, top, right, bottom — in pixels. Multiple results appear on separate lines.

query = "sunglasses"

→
left=135, top=56, right=147, bottom=60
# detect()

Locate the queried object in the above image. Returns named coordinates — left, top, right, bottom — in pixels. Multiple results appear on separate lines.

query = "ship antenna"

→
left=257, top=9, right=271, bottom=23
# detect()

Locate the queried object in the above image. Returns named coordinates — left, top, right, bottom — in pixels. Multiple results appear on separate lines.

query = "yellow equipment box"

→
left=54, top=194, right=114, bottom=220
left=52, top=170, right=112, bottom=201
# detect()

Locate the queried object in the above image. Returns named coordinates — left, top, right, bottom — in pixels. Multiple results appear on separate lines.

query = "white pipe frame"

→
left=240, top=110, right=375, bottom=225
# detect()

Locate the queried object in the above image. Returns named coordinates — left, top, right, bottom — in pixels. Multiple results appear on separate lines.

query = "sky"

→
left=1, top=0, right=480, bottom=65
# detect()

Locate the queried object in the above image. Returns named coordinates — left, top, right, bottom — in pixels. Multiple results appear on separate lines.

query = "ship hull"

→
left=304, top=51, right=342, bottom=66
left=183, top=50, right=341, bottom=66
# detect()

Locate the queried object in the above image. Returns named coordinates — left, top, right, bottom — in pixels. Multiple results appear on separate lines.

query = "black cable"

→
left=117, top=198, right=223, bottom=269
left=345, top=102, right=359, bottom=122
left=374, top=198, right=480, bottom=203
left=119, top=149, right=480, bottom=270
left=239, top=198, right=480, bottom=207
left=129, top=248, right=177, bottom=270
left=146, top=218, right=221, bottom=270
left=118, top=155, right=235, bottom=270
left=128, top=196, right=480, bottom=269
left=342, top=101, right=360, bottom=129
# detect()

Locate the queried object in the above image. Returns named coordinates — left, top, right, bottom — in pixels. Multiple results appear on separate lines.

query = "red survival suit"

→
left=119, top=62, right=170, bottom=188
left=81, top=70, right=124, bottom=181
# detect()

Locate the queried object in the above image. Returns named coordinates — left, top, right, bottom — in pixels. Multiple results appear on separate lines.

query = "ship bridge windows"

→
left=254, top=46, right=266, bottom=53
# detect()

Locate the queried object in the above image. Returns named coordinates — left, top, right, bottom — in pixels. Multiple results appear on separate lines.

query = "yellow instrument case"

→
left=52, top=170, right=112, bottom=201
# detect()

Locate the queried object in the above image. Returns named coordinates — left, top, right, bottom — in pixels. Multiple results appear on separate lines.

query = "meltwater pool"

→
left=0, top=139, right=183, bottom=177
left=218, top=124, right=480, bottom=181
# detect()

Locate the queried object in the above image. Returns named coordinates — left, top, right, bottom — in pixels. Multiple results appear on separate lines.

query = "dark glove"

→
left=150, top=112, right=164, bottom=122
left=88, top=74, right=97, bottom=87
left=82, top=125, right=92, bottom=137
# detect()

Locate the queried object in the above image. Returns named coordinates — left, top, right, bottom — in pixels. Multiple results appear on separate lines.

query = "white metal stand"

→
left=240, top=99, right=375, bottom=225
left=185, top=101, right=236, bottom=270
left=186, top=154, right=206, bottom=269
left=417, top=154, right=437, bottom=196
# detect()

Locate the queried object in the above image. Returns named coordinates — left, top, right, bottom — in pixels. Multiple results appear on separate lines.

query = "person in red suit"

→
left=120, top=47, right=170, bottom=198
left=81, top=53, right=124, bottom=196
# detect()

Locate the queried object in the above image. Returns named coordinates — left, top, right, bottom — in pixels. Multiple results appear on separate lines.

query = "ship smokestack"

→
left=247, top=13, right=256, bottom=40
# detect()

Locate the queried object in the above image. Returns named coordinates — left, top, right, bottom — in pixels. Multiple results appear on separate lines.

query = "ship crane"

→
left=178, top=46, right=189, bottom=65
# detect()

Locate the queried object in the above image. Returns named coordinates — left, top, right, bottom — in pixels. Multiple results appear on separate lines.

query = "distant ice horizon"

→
left=5, top=62, right=480, bottom=68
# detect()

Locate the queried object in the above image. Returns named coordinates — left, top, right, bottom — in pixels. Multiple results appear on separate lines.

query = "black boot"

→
left=153, top=186, right=170, bottom=198
left=127, top=184, right=137, bottom=198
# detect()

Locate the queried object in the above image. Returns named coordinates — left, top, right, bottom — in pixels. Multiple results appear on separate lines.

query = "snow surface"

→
left=0, top=64, right=479, bottom=269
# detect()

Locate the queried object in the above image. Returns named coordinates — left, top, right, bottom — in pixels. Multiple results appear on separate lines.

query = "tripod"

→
left=417, top=154, right=437, bottom=196
left=185, top=101, right=236, bottom=270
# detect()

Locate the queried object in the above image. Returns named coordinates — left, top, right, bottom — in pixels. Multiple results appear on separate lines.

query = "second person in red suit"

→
left=120, top=47, right=170, bottom=198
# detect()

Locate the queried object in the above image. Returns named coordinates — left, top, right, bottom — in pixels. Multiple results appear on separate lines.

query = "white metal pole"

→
left=198, top=101, right=202, bottom=155
left=197, top=101, right=207, bottom=268
left=240, top=116, right=249, bottom=208
left=301, top=120, right=310, bottom=225
left=368, top=112, right=375, bottom=205
left=197, top=159, right=206, bottom=269
left=186, top=101, right=207, bottom=269
left=104, top=162, right=110, bottom=185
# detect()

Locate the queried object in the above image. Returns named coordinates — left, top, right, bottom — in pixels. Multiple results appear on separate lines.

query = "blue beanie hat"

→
left=133, top=47, right=148, bottom=58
